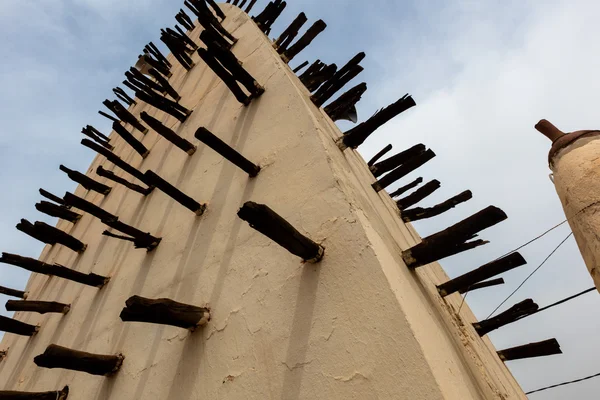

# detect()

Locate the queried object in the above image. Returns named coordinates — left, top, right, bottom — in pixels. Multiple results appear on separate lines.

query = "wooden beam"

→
left=370, top=144, right=426, bottom=177
left=0, top=285, right=27, bottom=299
left=0, top=253, right=109, bottom=288
left=402, top=206, right=508, bottom=269
left=59, top=165, right=111, bottom=195
left=148, top=68, right=181, bottom=101
left=313, top=52, right=366, bottom=106
left=245, top=0, right=258, bottom=13
left=39, top=189, right=69, bottom=207
left=473, top=299, right=538, bottom=336
left=111, top=123, right=149, bottom=158
left=402, top=191, right=473, bottom=222
left=194, top=127, right=260, bottom=177
left=497, top=339, right=562, bottom=362
left=146, top=42, right=171, bottom=69
left=396, top=180, right=441, bottom=211
left=113, top=87, right=136, bottom=106
left=140, top=112, right=196, bottom=155
left=340, top=94, right=416, bottom=150
left=63, top=192, right=117, bottom=222
left=274, top=13, right=308, bottom=53
left=135, top=90, right=190, bottom=123
left=81, top=139, right=148, bottom=183
left=372, top=149, right=436, bottom=192
left=459, top=278, right=505, bottom=294
left=6, top=300, right=70, bottom=315
left=96, top=166, right=153, bottom=196
left=323, top=82, right=367, bottom=122
left=143, top=171, right=206, bottom=215
left=238, top=201, right=324, bottom=262
left=254, top=0, right=287, bottom=35
left=34, top=345, right=124, bottom=376
left=367, top=144, right=393, bottom=167
left=35, top=201, right=82, bottom=223
left=0, top=315, right=39, bottom=336
left=120, top=296, right=210, bottom=330
left=0, top=349, right=6, bottom=361
left=389, top=178, right=423, bottom=198
left=86, top=125, right=111, bottom=142
left=437, top=252, right=526, bottom=297
left=282, top=19, right=327, bottom=63
left=16, top=220, right=87, bottom=253
left=81, top=127, right=113, bottom=150
left=0, top=386, right=69, bottom=400
left=292, top=60, right=309, bottom=74
left=98, top=110, right=120, bottom=124
left=105, top=100, right=148, bottom=134
left=102, top=219, right=161, bottom=251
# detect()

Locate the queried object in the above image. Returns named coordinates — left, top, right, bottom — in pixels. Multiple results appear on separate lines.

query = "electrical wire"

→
left=526, top=371, right=600, bottom=395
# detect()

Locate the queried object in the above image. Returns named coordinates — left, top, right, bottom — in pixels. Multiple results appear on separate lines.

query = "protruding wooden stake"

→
left=402, top=206, right=508, bottom=269
left=323, top=82, right=367, bottom=122
left=367, top=144, right=393, bottom=167
left=300, top=61, right=338, bottom=92
left=0, top=285, right=27, bottom=299
left=102, top=219, right=161, bottom=251
left=16, top=220, right=87, bottom=253
left=112, top=123, right=149, bottom=158
left=176, top=9, right=195, bottom=31
left=113, top=87, right=136, bottom=106
left=245, top=0, right=258, bottom=13
left=401, top=191, right=473, bottom=222
left=39, top=189, right=69, bottom=208
left=81, top=127, right=113, bottom=150
left=0, top=253, right=109, bottom=288
left=147, top=42, right=172, bottom=69
left=238, top=202, right=324, bottom=262
left=86, top=125, right=111, bottom=142
left=6, top=300, right=70, bottom=315
left=63, top=192, right=117, bottom=222
left=98, top=110, right=120, bottom=124
left=437, top=253, right=526, bottom=297
left=282, top=19, right=326, bottom=63
left=120, top=296, right=210, bottom=330
left=274, top=13, right=308, bottom=53
left=254, top=0, right=287, bottom=35
left=292, top=60, right=309, bottom=74
left=81, top=139, right=147, bottom=183
left=370, top=144, right=426, bottom=178
left=96, top=167, right=153, bottom=196
left=143, top=171, right=206, bottom=215
left=101, top=231, right=160, bottom=251
left=135, top=90, right=190, bottom=123
left=340, top=94, right=416, bottom=150
left=59, top=165, right=112, bottom=195
left=195, top=127, right=260, bottom=177
left=389, top=178, right=423, bottom=198
left=103, top=100, right=148, bottom=134
left=473, top=299, right=539, bottom=336
left=396, top=180, right=441, bottom=211
left=313, top=52, right=366, bottom=106
left=35, top=201, right=82, bottom=223
left=35, top=345, right=124, bottom=376
left=0, top=349, right=6, bottom=361
left=0, top=315, right=39, bottom=337
left=372, top=149, right=436, bottom=192
left=140, top=53, right=172, bottom=78
left=459, top=278, right=505, bottom=294
left=0, top=386, right=70, bottom=400
left=497, top=339, right=561, bottom=362
left=140, top=112, right=196, bottom=155
left=148, top=68, right=181, bottom=101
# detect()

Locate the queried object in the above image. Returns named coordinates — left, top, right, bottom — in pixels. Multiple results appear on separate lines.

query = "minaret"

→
left=536, top=119, right=600, bottom=292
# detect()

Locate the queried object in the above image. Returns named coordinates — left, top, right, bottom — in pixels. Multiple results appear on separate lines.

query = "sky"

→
left=1, top=0, right=599, bottom=397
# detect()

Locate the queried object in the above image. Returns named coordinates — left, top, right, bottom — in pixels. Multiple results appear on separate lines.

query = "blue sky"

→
left=1, top=0, right=599, bottom=397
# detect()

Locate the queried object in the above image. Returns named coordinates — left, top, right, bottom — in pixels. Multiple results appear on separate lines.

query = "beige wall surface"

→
left=0, top=5, right=525, bottom=399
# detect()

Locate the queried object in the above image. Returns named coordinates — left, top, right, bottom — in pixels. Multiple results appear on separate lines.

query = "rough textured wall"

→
left=0, top=5, right=525, bottom=399
left=552, top=136, right=600, bottom=292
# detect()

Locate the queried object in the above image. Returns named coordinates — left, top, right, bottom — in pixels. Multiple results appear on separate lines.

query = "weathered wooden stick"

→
left=176, top=13, right=195, bottom=31
left=6, top=300, right=70, bottom=315
left=323, top=82, right=367, bottom=122
left=141, top=54, right=172, bottom=78
left=473, top=299, right=539, bottom=336
left=254, top=0, right=286, bottom=35
left=143, top=171, right=206, bottom=215
left=372, top=149, right=436, bottom=192
left=303, top=63, right=338, bottom=92
left=96, top=166, right=153, bottom=196
left=0, top=386, right=69, bottom=400
left=172, top=26, right=198, bottom=50
left=39, top=189, right=69, bottom=208
left=396, top=180, right=441, bottom=211
left=125, top=72, right=163, bottom=99
left=16, top=220, right=87, bottom=253
left=161, top=35, right=194, bottom=71
left=370, top=144, right=426, bottom=177
left=34, top=345, right=124, bottom=376
left=367, top=144, right=393, bottom=167
left=147, top=42, right=171, bottom=68
left=315, top=65, right=364, bottom=108
left=63, top=192, right=117, bottom=222
left=0, top=315, right=38, bottom=337
left=59, top=165, right=112, bottom=195
left=340, top=94, right=417, bottom=150
left=282, top=19, right=326, bottom=63
left=402, top=206, right=508, bottom=269
left=112, top=123, right=149, bottom=158
left=120, top=296, right=210, bottom=330
left=115, top=92, right=133, bottom=107
left=274, top=13, right=308, bottom=53
left=106, top=100, right=148, bottom=134
left=148, top=68, right=181, bottom=101
left=87, top=125, right=111, bottom=142
left=0, top=349, right=6, bottom=361
left=81, top=139, right=147, bottom=183
left=102, top=220, right=161, bottom=251
left=459, top=278, right=505, bottom=294
left=35, top=201, right=82, bottom=223
left=497, top=339, right=561, bottom=362
left=81, top=127, right=113, bottom=150
left=437, top=252, right=526, bottom=297
left=195, top=127, right=260, bottom=177
left=128, top=67, right=167, bottom=94
left=102, top=231, right=159, bottom=251
left=140, top=112, right=196, bottom=155
left=135, top=90, right=190, bottom=123
left=245, top=0, right=258, bottom=12
left=238, top=202, right=324, bottom=262
left=291, top=61, right=309, bottom=75
left=389, top=178, right=424, bottom=198
left=0, top=253, right=109, bottom=288
left=113, top=87, right=136, bottom=105
left=0, top=285, right=27, bottom=299
left=98, top=111, right=120, bottom=124
left=401, top=191, right=473, bottom=222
